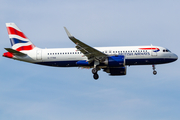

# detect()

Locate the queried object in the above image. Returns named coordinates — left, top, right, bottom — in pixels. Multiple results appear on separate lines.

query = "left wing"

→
left=64, top=27, right=108, bottom=62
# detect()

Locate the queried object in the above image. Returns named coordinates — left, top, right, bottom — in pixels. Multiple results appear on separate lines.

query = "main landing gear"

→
left=92, top=60, right=100, bottom=80
left=152, top=64, right=157, bottom=75
left=92, top=67, right=99, bottom=80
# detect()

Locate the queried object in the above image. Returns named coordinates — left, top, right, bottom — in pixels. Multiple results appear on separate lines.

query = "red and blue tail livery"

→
left=3, top=23, right=178, bottom=80
left=6, top=23, right=35, bottom=51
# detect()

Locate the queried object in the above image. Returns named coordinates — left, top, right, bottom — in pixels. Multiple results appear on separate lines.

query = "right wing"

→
left=64, top=27, right=108, bottom=62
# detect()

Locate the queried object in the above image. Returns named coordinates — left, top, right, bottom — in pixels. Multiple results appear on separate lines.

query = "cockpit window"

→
left=163, top=49, right=171, bottom=52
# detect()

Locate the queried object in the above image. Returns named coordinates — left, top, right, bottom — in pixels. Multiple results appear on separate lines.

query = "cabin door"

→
left=36, top=50, right=42, bottom=60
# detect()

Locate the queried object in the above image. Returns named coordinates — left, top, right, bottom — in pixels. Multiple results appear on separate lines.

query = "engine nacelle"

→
left=103, top=67, right=127, bottom=76
left=104, top=55, right=125, bottom=67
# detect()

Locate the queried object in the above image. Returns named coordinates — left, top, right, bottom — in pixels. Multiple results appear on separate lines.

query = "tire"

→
left=93, top=73, right=99, bottom=80
left=92, top=68, right=97, bottom=74
left=153, top=71, right=157, bottom=75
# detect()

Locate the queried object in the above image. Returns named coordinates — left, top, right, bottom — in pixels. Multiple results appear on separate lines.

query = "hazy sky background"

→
left=0, top=0, right=180, bottom=120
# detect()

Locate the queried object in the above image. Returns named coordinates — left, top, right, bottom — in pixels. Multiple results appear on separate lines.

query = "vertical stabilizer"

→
left=6, top=23, right=35, bottom=51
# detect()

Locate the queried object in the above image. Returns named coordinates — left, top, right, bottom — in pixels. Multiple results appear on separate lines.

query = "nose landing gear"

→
left=152, top=65, right=157, bottom=75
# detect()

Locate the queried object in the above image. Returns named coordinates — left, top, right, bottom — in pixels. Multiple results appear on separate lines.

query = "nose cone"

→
left=172, top=53, right=178, bottom=61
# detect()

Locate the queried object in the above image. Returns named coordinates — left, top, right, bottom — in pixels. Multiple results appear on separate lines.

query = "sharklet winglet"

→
left=64, top=27, right=73, bottom=38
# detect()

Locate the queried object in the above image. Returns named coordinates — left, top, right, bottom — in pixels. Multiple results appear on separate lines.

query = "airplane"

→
left=3, top=23, right=178, bottom=80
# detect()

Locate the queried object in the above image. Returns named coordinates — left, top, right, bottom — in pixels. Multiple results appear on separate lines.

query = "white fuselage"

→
left=12, top=45, right=178, bottom=68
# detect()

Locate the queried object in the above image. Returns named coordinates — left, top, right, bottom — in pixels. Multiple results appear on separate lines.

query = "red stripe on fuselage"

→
left=7, top=27, right=27, bottom=39
left=139, top=48, right=160, bottom=50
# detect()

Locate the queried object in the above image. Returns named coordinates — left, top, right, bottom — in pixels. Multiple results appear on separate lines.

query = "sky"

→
left=0, top=0, right=180, bottom=120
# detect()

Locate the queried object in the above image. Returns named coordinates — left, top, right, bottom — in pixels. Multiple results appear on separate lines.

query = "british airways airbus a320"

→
left=3, top=23, right=178, bottom=80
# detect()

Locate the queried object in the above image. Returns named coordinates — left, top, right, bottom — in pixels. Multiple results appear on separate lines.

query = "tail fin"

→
left=6, top=23, right=35, bottom=51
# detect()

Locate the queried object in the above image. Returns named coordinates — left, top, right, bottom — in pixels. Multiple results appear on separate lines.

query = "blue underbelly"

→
left=35, top=58, right=176, bottom=67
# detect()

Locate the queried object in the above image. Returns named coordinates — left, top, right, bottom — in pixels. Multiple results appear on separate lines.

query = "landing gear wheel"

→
left=153, top=71, right=157, bottom=75
left=93, top=73, right=99, bottom=80
left=92, top=68, right=97, bottom=74
left=152, top=65, right=157, bottom=75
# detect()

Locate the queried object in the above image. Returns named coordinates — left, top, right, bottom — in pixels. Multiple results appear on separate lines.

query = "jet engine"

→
left=104, top=55, right=125, bottom=67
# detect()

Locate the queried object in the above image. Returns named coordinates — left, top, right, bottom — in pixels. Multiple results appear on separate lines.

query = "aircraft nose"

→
left=172, top=53, right=178, bottom=61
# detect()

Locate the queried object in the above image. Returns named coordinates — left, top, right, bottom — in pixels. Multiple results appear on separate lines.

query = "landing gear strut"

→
left=92, top=60, right=100, bottom=80
left=92, top=67, right=99, bottom=80
left=152, top=65, right=157, bottom=75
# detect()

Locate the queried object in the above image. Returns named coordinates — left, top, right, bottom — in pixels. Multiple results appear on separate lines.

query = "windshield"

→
left=163, top=49, right=171, bottom=52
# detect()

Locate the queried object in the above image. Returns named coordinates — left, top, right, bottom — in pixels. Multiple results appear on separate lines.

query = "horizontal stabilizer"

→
left=4, top=48, right=27, bottom=56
